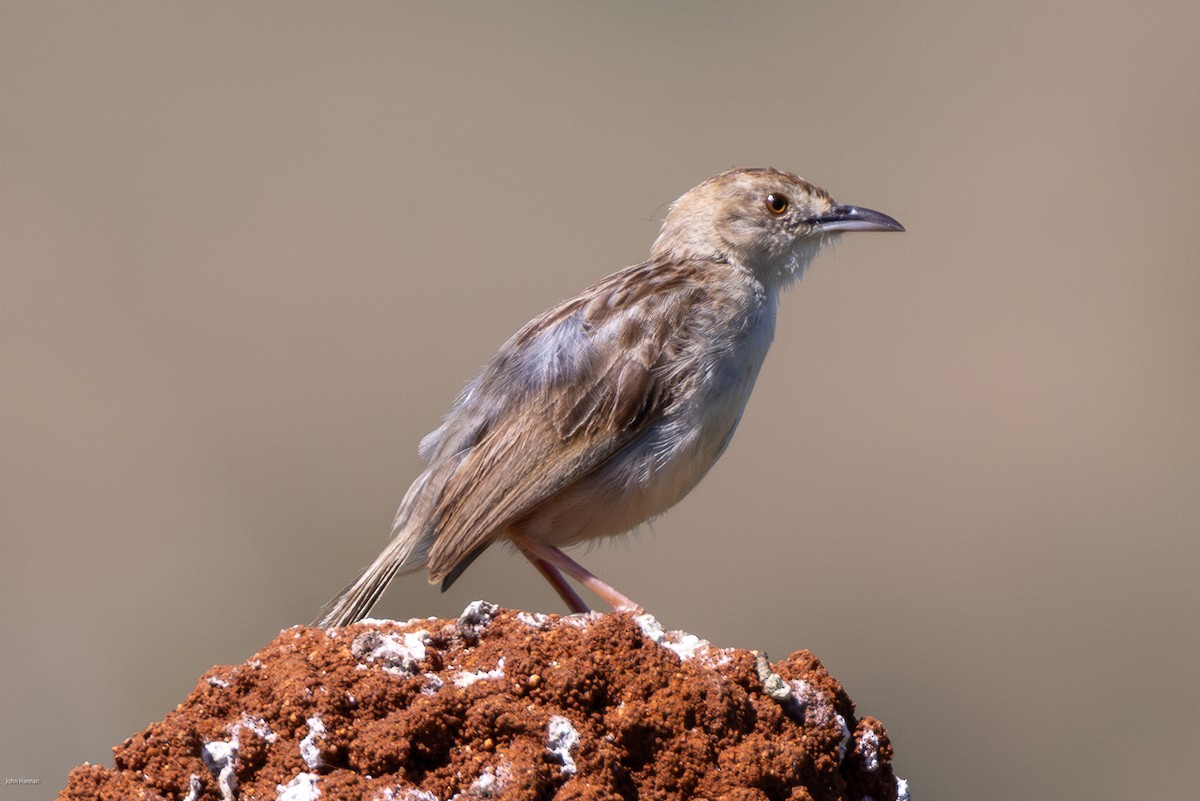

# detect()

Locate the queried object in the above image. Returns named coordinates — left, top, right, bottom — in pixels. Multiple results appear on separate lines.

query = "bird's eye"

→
left=765, top=193, right=789, bottom=215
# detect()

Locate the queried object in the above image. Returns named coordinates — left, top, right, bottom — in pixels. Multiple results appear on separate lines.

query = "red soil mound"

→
left=59, top=603, right=907, bottom=800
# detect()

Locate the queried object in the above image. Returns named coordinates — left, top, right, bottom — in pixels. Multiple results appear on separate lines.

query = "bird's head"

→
left=652, top=167, right=903, bottom=285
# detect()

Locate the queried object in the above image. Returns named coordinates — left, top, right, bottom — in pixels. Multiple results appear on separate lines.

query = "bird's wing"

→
left=422, top=261, right=701, bottom=582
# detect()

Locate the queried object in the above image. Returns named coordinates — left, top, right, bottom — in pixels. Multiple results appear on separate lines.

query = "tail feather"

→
left=311, top=527, right=431, bottom=628
left=313, top=466, right=453, bottom=627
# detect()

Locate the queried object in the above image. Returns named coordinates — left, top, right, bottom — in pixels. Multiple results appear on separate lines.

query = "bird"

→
left=313, top=167, right=903, bottom=627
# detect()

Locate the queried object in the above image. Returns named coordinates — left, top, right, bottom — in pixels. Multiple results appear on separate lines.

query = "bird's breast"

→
left=520, top=285, right=778, bottom=546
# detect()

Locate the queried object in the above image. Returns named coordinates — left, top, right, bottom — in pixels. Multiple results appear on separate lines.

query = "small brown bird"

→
left=314, top=168, right=903, bottom=627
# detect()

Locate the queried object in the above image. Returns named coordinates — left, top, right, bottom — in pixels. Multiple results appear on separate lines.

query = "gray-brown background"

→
left=4, top=3, right=1198, bottom=799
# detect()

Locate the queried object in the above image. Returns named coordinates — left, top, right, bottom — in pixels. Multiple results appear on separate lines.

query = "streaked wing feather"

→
left=425, top=263, right=696, bottom=581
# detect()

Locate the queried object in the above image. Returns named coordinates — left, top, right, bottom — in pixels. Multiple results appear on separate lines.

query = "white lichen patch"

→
left=354, top=630, right=431, bottom=675
left=516, top=611, right=550, bottom=628
left=181, top=773, right=202, bottom=801
left=633, top=614, right=731, bottom=665
left=634, top=614, right=668, bottom=644
left=546, top=715, right=580, bottom=775
left=238, top=714, right=278, bottom=742
left=663, top=632, right=705, bottom=659
left=452, top=657, right=506, bottom=688
left=753, top=655, right=853, bottom=763
left=201, top=716, right=277, bottom=801
left=788, top=679, right=850, bottom=759
left=360, top=615, right=439, bottom=628
left=200, top=740, right=237, bottom=801
left=458, top=600, right=499, bottom=633
left=834, top=712, right=851, bottom=762
left=455, top=762, right=512, bottom=799
left=857, top=728, right=881, bottom=772
left=788, top=679, right=831, bottom=721
left=275, top=772, right=320, bottom=801
left=299, top=716, right=327, bottom=770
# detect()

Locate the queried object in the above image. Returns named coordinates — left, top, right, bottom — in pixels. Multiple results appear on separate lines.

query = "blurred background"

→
left=3, top=3, right=1198, bottom=799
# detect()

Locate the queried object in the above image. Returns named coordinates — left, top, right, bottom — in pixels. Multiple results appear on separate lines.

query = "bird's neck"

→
left=762, top=236, right=830, bottom=291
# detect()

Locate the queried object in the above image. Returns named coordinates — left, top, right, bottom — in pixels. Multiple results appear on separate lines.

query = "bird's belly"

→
left=516, top=361, right=761, bottom=548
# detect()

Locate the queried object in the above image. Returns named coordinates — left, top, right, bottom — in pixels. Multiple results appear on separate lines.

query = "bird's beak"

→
left=811, top=204, right=905, bottom=233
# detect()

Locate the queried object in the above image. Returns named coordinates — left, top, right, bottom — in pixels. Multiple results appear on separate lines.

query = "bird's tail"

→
left=311, top=469, right=440, bottom=628
left=310, top=531, right=429, bottom=627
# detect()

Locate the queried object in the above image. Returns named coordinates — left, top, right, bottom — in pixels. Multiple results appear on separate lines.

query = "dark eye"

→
left=765, top=193, right=789, bottom=215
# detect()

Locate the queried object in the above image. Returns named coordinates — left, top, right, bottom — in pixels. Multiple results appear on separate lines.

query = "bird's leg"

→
left=525, top=555, right=590, bottom=614
left=510, top=532, right=644, bottom=614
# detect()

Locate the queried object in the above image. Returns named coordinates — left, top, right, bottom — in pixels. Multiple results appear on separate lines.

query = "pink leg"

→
left=526, top=556, right=590, bottom=614
left=510, top=533, right=644, bottom=614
